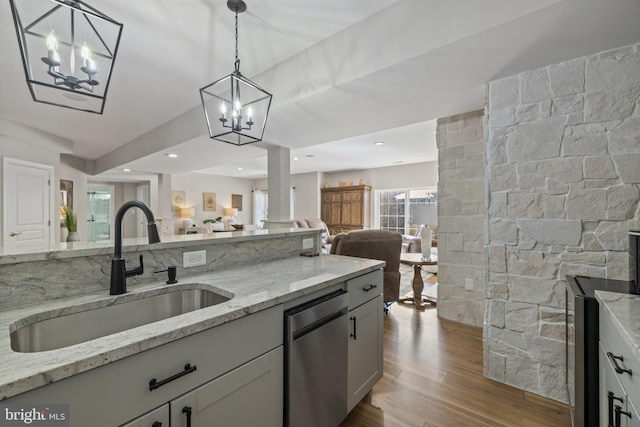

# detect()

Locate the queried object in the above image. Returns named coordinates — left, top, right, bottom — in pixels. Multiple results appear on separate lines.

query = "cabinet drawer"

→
left=600, top=343, right=630, bottom=427
left=5, top=305, right=283, bottom=427
left=600, top=304, right=640, bottom=403
left=347, top=269, right=383, bottom=310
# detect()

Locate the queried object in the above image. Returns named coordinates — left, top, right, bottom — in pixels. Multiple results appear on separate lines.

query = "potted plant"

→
left=63, top=206, right=80, bottom=242
left=203, top=217, right=224, bottom=231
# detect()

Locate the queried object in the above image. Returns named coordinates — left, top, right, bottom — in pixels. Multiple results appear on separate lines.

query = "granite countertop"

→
left=595, top=290, right=640, bottom=355
left=0, top=228, right=317, bottom=264
left=0, top=254, right=383, bottom=400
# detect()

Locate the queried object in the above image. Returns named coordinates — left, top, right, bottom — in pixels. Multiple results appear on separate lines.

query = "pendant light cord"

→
left=234, top=10, right=240, bottom=73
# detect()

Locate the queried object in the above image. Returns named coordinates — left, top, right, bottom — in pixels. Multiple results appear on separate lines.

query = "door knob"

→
left=9, top=232, right=22, bottom=237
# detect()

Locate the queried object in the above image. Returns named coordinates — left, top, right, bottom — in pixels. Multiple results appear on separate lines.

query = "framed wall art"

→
left=231, top=194, right=243, bottom=211
left=203, top=192, right=216, bottom=211
left=171, top=191, right=186, bottom=211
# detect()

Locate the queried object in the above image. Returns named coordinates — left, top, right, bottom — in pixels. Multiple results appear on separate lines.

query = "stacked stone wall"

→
left=437, top=110, right=486, bottom=326
left=484, top=42, right=640, bottom=401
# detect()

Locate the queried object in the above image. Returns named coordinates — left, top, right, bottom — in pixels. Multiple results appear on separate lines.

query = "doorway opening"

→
left=86, top=184, right=114, bottom=242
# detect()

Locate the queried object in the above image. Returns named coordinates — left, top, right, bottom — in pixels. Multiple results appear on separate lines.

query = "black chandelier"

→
left=200, top=0, right=272, bottom=146
left=9, top=0, right=123, bottom=114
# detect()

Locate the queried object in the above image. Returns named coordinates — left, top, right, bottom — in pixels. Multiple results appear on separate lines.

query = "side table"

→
left=398, top=252, right=438, bottom=308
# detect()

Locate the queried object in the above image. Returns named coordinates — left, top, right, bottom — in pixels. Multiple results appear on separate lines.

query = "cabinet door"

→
left=170, top=347, right=283, bottom=427
left=600, top=343, right=629, bottom=427
left=348, top=295, right=383, bottom=412
left=341, top=202, right=352, bottom=225
left=121, top=405, right=169, bottom=427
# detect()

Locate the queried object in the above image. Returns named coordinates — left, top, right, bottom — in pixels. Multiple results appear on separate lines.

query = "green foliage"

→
left=203, top=217, right=223, bottom=224
left=63, top=206, right=78, bottom=232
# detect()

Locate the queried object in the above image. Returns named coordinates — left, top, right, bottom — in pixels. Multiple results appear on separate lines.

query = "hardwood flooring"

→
left=340, top=286, right=570, bottom=427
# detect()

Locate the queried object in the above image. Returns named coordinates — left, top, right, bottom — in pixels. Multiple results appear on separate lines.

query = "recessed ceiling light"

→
left=374, top=141, right=384, bottom=146
left=166, top=153, right=178, bottom=158
left=122, top=168, right=131, bottom=172
left=292, top=157, right=299, bottom=161
left=237, top=167, right=243, bottom=170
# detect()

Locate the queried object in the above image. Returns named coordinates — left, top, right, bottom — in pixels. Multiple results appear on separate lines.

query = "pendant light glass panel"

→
left=10, top=0, right=123, bottom=114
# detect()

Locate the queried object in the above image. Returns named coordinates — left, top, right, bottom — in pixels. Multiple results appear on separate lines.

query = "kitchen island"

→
left=0, top=229, right=384, bottom=426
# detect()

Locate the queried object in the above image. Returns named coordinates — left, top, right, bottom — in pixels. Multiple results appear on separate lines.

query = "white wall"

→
left=291, top=173, right=322, bottom=219
left=172, top=172, right=254, bottom=230
left=324, top=161, right=438, bottom=190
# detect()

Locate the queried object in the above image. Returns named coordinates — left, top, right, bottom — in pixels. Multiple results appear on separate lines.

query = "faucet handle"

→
left=125, top=254, right=144, bottom=278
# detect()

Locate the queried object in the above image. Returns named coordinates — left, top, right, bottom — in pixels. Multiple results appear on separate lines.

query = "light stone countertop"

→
left=0, top=228, right=317, bottom=265
left=595, top=290, right=640, bottom=355
left=0, top=254, right=384, bottom=401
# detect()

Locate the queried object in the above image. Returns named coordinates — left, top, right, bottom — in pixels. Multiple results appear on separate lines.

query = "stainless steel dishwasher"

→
left=285, top=289, right=349, bottom=427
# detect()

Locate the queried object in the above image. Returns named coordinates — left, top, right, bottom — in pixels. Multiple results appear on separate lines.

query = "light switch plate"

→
left=465, top=278, right=475, bottom=291
left=183, top=250, right=206, bottom=268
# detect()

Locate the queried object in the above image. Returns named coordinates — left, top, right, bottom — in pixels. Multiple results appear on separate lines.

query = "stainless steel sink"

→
left=10, top=286, right=232, bottom=353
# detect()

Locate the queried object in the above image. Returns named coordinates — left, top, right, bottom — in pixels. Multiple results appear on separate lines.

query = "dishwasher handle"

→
left=286, top=289, right=348, bottom=339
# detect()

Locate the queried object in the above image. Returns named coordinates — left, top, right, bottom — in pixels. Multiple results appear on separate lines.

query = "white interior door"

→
left=3, top=158, right=53, bottom=248
left=136, top=184, right=150, bottom=238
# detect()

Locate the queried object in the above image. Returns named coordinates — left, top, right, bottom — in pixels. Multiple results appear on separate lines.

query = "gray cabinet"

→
left=5, top=305, right=282, bottom=427
left=169, top=347, right=283, bottom=427
left=346, top=270, right=383, bottom=412
left=599, top=304, right=640, bottom=427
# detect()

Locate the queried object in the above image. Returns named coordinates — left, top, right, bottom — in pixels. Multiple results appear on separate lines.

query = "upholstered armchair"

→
left=330, top=229, right=402, bottom=305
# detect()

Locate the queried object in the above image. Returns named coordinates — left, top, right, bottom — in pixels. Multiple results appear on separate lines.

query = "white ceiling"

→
left=2, top=0, right=640, bottom=180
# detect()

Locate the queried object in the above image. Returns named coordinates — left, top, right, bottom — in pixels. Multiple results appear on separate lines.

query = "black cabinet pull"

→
left=362, top=284, right=377, bottom=292
left=615, top=404, right=632, bottom=426
left=182, top=406, right=192, bottom=427
left=152, top=423, right=162, bottom=427
left=607, top=352, right=633, bottom=376
left=149, top=363, right=197, bottom=391
left=350, top=316, right=357, bottom=340
left=608, top=391, right=623, bottom=427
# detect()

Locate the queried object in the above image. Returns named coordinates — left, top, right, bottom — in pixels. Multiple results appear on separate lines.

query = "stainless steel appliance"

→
left=285, top=289, right=349, bottom=427
left=566, top=275, right=636, bottom=427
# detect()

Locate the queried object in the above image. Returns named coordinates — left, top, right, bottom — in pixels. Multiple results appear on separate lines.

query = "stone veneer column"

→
left=437, top=110, right=486, bottom=326
left=484, top=42, right=640, bottom=402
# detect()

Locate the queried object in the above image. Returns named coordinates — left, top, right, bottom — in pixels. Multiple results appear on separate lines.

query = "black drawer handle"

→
left=152, top=423, right=162, bottom=427
left=616, top=405, right=632, bottom=426
left=608, top=391, right=623, bottom=427
left=362, top=284, right=377, bottom=292
left=149, top=363, right=197, bottom=390
left=350, top=316, right=357, bottom=340
left=182, top=406, right=192, bottom=427
left=607, top=352, right=633, bottom=376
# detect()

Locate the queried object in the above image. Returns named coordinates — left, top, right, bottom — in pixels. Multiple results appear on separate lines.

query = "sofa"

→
left=401, top=224, right=438, bottom=253
left=330, top=229, right=402, bottom=304
left=294, top=218, right=334, bottom=253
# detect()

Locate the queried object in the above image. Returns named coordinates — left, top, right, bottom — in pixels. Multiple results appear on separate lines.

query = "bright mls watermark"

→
left=0, top=405, right=68, bottom=426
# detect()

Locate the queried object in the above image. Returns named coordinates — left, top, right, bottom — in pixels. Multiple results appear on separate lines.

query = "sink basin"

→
left=10, top=285, right=232, bottom=353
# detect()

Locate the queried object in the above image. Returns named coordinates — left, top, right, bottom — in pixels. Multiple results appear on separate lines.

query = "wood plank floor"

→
left=340, top=294, right=570, bottom=427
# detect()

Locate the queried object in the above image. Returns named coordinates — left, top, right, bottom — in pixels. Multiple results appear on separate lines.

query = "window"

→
left=376, top=188, right=437, bottom=235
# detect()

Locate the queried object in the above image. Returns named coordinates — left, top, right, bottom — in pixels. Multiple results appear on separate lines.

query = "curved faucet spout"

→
left=111, top=201, right=161, bottom=295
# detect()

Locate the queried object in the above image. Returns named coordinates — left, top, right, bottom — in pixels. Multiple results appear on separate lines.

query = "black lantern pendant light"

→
left=200, top=0, right=272, bottom=146
left=9, top=0, right=123, bottom=114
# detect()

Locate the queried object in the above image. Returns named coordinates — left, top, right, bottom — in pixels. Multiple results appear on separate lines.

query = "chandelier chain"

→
left=234, top=10, right=239, bottom=72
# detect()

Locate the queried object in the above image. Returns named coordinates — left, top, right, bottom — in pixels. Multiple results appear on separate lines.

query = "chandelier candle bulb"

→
left=46, top=31, right=58, bottom=51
